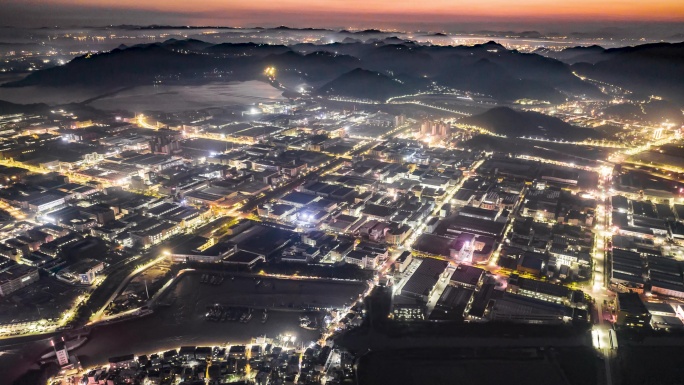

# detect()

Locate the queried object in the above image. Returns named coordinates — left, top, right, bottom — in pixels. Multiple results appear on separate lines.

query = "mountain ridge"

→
left=3, top=38, right=682, bottom=106
left=458, top=107, right=601, bottom=141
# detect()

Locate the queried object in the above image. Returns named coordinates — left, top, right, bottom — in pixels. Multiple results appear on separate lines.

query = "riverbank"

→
left=1, top=272, right=366, bottom=384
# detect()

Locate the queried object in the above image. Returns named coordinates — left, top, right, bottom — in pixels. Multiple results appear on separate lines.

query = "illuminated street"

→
left=0, top=11, right=682, bottom=385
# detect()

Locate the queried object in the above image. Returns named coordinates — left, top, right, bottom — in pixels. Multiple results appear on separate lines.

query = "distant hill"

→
left=204, top=42, right=292, bottom=57
left=459, top=107, right=600, bottom=141
left=602, top=103, right=642, bottom=121
left=0, top=100, right=48, bottom=114
left=592, top=123, right=624, bottom=137
left=1, top=38, right=601, bottom=105
left=434, top=57, right=569, bottom=103
left=572, top=42, right=684, bottom=104
left=0, top=37, right=658, bottom=105
left=518, top=31, right=543, bottom=38
left=640, top=100, right=684, bottom=124
left=265, top=51, right=360, bottom=82
left=316, top=68, right=414, bottom=101
left=342, top=37, right=362, bottom=44
left=536, top=45, right=607, bottom=64
left=3, top=44, right=215, bottom=87
left=160, top=38, right=214, bottom=52
left=604, top=100, right=683, bottom=124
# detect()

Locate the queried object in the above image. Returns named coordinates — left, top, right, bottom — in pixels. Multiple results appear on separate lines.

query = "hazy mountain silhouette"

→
left=265, top=51, right=360, bottom=82
left=536, top=45, right=607, bottom=64
left=160, top=38, right=214, bottom=52
left=572, top=42, right=684, bottom=104
left=3, top=38, right=680, bottom=106
left=604, top=100, right=683, bottom=124
left=459, top=107, right=600, bottom=141
left=3, top=44, right=212, bottom=87
left=316, top=68, right=415, bottom=101
left=205, top=42, right=292, bottom=57
left=0, top=100, right=49, bottom=114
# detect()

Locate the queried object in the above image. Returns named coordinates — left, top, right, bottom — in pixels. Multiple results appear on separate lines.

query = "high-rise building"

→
left=420, top=120, right=434, bottom=136
left=149, top=129, right=182, bottom=155
left=435, top=121, right=450, bottom=137
left=421, top=119, right=450, bottom=137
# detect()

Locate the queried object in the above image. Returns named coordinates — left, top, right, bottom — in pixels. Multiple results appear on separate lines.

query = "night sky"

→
left=2, top=0, right=684, bottom=33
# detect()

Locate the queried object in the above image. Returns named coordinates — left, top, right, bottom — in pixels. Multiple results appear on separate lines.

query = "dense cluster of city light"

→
left=0, top=23, right=682, bottom=385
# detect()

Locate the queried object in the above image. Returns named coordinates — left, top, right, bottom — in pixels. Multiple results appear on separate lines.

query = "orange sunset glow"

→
left=11, top=0, right=684, bottom=22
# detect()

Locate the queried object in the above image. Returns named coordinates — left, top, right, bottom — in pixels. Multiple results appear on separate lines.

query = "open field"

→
left=89, top=81, right=285, bottom=112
